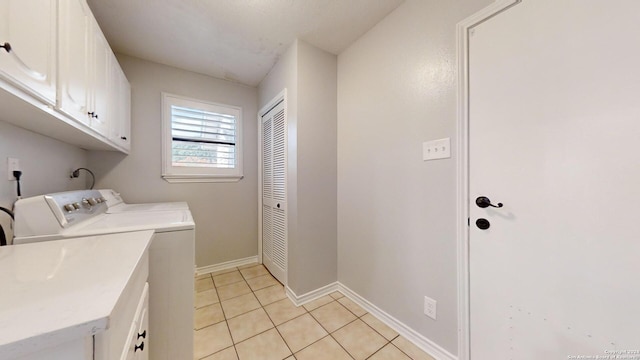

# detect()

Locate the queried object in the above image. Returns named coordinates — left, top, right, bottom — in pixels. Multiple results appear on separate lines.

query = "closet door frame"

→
left=257, top=89, right=288, bottom=282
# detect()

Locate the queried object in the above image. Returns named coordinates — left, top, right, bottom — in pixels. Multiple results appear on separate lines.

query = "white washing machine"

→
left=99, top=189, right=189, bottom=213
left=13, top=190, right=195, bottom=360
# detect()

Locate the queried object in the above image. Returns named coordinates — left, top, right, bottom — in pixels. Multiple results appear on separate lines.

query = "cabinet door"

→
left=58, top=0, right=92, bottom=125
left=108, top=55, right=131, bottom=151
left=118, top=283, right=149, bottom=360
left=134, top=289, right=149, bottom=360
left=117, top=75, right=131, bottom=151
left=0, top=0, right=57, bottom=104
left=90, top=21, right=111, bottom=136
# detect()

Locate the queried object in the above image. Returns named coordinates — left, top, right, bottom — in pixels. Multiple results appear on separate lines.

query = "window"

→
left=162, top=93, right=243, bottom=182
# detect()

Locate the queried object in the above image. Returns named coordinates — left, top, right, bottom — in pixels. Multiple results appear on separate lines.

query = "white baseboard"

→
left=337, top=282, right=457, bottom=360
left=284, top=281, right=455, bottom=360
left=195, top=256, right=258, bottom=276
left=285, top=282, right=340, bottom=306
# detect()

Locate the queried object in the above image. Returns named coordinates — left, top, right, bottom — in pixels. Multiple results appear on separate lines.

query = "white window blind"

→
left=162, top=93, right=243, bottom=183
left=171, top=105, right=237, bottom=168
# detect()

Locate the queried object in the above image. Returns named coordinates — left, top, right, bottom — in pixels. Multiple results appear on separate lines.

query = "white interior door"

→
left=261, top=100, right=287, bottom=284
left=469, top=1, right=640, bottom=358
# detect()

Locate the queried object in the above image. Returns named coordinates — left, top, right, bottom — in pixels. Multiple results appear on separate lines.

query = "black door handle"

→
left=475, top=196, right=503, bottom=208
left=476, top=218, right=490, bottom=230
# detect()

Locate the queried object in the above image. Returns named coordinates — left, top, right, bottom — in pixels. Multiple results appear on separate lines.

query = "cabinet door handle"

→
left=1, top=42, right=46, bottom=80
left=137, top=330, right=146, bottom=339
left=0, top=42, right=12, bottom=53
left=135, top=342, right=144, bottom=352
left=120, top=136, right=127, bottom=140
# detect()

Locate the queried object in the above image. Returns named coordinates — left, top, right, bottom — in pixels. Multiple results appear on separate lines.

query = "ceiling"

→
left=86, top=0, right=404, bottom=87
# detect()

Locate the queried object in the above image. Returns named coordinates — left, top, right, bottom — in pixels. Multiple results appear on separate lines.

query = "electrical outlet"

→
left=7, top=158, right=20, bottom=181
left=422, top=138, right=451, bottom=161
left=424, top=296, right=437, bottom=320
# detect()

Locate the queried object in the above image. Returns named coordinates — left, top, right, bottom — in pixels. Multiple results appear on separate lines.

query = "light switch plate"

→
left=423, top=138, right=451, bottom=161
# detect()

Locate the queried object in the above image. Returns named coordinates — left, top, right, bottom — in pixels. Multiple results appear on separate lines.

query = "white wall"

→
left=259, top=40, right=338, bottom=296
left=88, top=55, right=258, bottom=267
left=337, top=0, right=492, bottom=355
left=0, top=121, right=88, bottom=242
left=295, top=41, right=337, bottom=295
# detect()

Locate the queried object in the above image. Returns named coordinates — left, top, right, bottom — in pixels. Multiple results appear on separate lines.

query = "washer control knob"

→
left=99, top=196, right=107, bottom=203
left=72, top=202, right=81, bottom=210
left=87, top=197, right=98, bottom=206
left=63, top=204, right=75, bottom=212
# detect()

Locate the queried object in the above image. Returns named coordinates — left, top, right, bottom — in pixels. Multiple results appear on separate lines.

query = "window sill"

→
left=162, top=174, right=244, bottom=183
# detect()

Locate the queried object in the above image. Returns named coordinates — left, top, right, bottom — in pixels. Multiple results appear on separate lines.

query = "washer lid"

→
left=106, top=202, right=189, bottom=213
left=65, top=210, right=195, bottom=236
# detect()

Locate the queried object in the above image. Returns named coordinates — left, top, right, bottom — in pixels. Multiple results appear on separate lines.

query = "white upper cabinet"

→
left=57, top=0, right=130, bottom=149
left=0, top=0, right=131, bottom=152
left=109, top=56, right=132, bottom=151
left=58, top=0, right=92, bottom=125
left=0, top=0, right=57, bottom=105
left=90, top=22, right=111, bottom=136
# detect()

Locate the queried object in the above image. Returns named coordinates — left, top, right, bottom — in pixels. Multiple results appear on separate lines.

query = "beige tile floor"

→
left=194, top=263, right=436, bottom=360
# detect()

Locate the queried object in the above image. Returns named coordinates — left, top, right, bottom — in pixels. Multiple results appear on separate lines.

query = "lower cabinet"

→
left=13, top=267, right=149, bottom=360
left=118, top=283, right=149, bottom=360
left=135, top=294, right=149, bottom=360
left=93, top=250, right=149, bottom=360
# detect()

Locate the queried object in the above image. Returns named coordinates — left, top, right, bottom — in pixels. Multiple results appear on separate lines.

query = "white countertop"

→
left=0, top=230, right=153, bottom=359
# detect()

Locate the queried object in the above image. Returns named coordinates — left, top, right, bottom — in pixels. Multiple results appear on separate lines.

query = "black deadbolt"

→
left=476, top=218, right=490, bottom=230
left=277, top=203, right=281, bottom=208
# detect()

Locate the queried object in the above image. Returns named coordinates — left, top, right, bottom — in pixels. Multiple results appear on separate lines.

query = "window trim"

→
left=161, top=92, right=243, bottom=183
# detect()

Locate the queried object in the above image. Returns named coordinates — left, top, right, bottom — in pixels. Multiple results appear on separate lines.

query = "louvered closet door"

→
left=261, top=100, right=286, bottom=285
